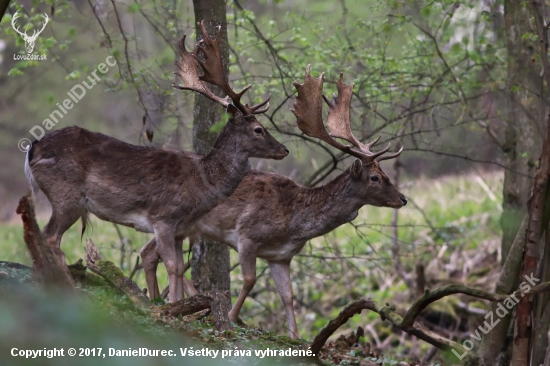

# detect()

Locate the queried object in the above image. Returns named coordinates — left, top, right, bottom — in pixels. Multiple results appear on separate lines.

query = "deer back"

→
left=27, top=123, right=284, bottom=234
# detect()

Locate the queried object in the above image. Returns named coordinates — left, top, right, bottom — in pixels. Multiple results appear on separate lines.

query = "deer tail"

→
left=24, top=140, right=40, bottom=201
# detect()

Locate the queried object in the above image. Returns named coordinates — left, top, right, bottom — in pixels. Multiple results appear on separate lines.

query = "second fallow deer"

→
left=140, top=66, right=406, bottom=338
left=24, top=22, right=288, bottom=303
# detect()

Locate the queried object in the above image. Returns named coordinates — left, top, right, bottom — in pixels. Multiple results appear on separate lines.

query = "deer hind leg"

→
left=141, top=235, right=198, bottom=301
left=154, top=224, right=180, bottom=303
left=42, top=205, right=83, bottom=264
left=268, top=260, right=299, bottom=339
left=229, top=241, right=257, bottom=322
left=140, top=237, right=161, bottom=301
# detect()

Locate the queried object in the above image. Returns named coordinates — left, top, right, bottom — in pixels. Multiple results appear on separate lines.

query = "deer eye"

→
left=254, top=127, right=264, bottom=134
left=370, top=176, right=379, bottom=182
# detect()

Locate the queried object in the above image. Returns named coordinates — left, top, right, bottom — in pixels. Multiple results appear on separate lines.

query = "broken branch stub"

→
left=16, top=194, right=75, bottom=292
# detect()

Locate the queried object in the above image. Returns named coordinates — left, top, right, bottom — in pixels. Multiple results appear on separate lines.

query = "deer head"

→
left=173, top=21, right=288, bottom=160
left=11, top=11, right=49, bottom=54
left=292, top=65, right=407, bottom=208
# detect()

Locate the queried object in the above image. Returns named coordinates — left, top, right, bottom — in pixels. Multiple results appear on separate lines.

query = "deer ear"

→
left=350, top=159, right=363, bottom=179
left=227, top=104, right=242, bottom=120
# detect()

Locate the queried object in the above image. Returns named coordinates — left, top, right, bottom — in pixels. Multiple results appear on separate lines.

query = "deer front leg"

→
left=154, top=224, right=180, bottom=303
left=268, top=260, right=299, bottom=339
left=229, top=242, right=257, bottom=322
left=140, top=237, right=161, bottom=301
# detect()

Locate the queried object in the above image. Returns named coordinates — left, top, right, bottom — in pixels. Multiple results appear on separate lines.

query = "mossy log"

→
left=84, top=239, right=216, bottom=320
left=68, top=259, right=110, bottom=287
left=85, top=239, right=151, bottom=308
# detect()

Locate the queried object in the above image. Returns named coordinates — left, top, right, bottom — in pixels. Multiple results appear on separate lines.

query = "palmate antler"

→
left=291, top=65, right=402, bottom=163
left=173, top=21, right=270, bottom=116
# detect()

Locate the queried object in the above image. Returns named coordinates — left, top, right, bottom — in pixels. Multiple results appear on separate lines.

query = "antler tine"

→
left=172, top=35, right=230, bottom=108
left=194, top=21, right=270, bottom=116
left=375, top=146, right=403, bottom=162
left=242, top=94, right=271, bottom=115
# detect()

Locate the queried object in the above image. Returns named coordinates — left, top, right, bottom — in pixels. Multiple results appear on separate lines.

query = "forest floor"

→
left=0, top=262, right=427, bottom=366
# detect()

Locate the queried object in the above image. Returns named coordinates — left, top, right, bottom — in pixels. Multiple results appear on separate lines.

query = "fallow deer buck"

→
left=140, top=65, right=407, bottom=338
left=24, top=21, right=289, bottom=303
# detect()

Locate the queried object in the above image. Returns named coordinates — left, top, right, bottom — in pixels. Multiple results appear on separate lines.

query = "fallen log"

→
left=160, top=294, right=212, bottom=317
left=85, top=239, right=151, bottom=308
left=0, top=261, right=31, bottom=270
left=84, top=239, right=216, bottom=319
left=68, top=259, right=110, bottom=287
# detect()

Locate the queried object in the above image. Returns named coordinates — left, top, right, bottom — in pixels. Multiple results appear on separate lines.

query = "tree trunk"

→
left=190, top=0, right=231, bottom=310
left=510, top=2, right=550, bottom=363
left=500, top=0, right=542, bottom=262
left=478, top=215, right=528, bottom=363
left=0, top=0, right=11, bottom=22
left=511, top=112, right=550, bottom=365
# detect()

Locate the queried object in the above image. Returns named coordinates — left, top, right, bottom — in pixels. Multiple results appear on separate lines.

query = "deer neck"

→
left=200, top=128, right=251, bottom=203
left=291, top=171, right=364, bottom=238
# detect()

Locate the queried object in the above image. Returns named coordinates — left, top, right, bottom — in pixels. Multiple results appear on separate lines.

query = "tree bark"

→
left=532, top=214, right=550, bottom=365
left=478, top=214, right=528, bottom=363
left=511, top=113, right=550, bottom=365
left=510, top=2, right=550, bottom=363
left=16, top=194, right=75, bottom=292
left=0, top=0, right=11, bottom=22
left=500, top=0, right=542, bottom=262
left=190, top=0, right=231, bottom=312
left=532, top=300, right=550, bottom=366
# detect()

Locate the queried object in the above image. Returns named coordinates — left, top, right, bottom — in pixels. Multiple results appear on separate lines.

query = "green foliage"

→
left=210, top=113, right=231, bottom=133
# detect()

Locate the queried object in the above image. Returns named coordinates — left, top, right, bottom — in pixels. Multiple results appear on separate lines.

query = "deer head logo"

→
left=11, top=11, right=49, bottom=54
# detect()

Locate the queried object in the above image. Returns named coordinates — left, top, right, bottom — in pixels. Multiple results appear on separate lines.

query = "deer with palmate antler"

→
left=24, top=21, right=289, bottom=303
left=140, top=65, right=406, bottom=337
left=11, top=11, right=49, bottom=54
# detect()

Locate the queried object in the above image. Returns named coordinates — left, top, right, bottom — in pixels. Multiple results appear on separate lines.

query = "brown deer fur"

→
left=26, top=115, right=288, bottom=303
